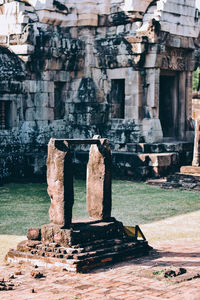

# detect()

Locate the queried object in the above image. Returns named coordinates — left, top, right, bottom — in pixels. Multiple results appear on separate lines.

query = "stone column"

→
left=178, top=72, right=186, bottom=140
left=192, top=119, right=200, bottom=167
left=87, top=136, right=112, bottom=220
left=47, top=138, right=74, bottom=228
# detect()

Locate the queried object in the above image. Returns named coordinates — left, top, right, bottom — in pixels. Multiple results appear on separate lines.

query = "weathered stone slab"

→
left=180, top=166, right=200, bottom=175
left=47, top=138, right=74, bottom=228
left=87, top=136, right=112, bottom=220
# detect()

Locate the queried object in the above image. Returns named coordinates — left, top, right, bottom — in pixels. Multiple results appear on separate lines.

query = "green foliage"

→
left=153, top=269, right=165, bottom=276
left=0, top=181, right=200, bottom=235
left=193, top=67, right=200, bottom=91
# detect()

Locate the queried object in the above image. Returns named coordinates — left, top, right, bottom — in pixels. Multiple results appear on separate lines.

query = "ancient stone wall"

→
left=0, top=0, right=199, bottom=180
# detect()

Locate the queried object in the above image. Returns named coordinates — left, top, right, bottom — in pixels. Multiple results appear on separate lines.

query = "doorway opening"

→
left=159, top=72, right=178, bottom=138
left=110, top=79, right=125, bottom=119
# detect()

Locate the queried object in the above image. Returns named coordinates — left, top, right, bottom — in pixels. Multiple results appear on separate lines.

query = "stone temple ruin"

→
left=0, top=0, right=200, bottom=181
left=6, top=137, right=150, bottom=272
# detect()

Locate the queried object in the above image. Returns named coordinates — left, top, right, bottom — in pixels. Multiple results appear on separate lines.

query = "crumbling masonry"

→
left=0, top=0, right=200, bottom=180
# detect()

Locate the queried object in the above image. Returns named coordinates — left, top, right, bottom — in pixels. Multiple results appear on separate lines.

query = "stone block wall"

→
left=0, top=0, right=199, bottom=180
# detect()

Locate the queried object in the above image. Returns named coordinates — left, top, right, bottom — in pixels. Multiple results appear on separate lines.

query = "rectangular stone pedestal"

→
left=6, top=219, right=150, bottom=272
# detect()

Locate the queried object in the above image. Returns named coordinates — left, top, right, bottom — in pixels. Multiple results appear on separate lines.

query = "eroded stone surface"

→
left=87, top=137, right=112, bottom=220
left=27, top=228, right=41, bottom=241
left=47, top=138, right=74, bottom=228
left=6, top=219, right=150, bottom=272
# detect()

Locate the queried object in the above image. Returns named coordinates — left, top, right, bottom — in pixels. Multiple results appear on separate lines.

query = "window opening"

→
left=110, top=79, right=125, bottom=118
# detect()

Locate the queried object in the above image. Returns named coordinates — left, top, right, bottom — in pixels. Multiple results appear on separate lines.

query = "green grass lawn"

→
left=0, top=180, right=200, bottom=236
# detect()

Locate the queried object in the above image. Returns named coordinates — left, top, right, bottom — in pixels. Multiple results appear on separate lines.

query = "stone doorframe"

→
left=159, top=69, right=192, bottom=141
left=143, top=68, right=192, bottom=142
left=159, top=70, right=179, bottom=138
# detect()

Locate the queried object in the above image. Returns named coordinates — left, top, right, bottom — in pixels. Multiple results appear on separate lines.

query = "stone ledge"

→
left=180, top=166, right=200, bottom=175
left=40, top=219, right=125, bottom=247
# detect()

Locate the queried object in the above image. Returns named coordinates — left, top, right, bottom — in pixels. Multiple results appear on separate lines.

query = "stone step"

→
left=41, top=220, right=126, bottom=247
left=76, top=240, right=150, bottom=272
left=6, top=239, right=150, bottom=272
left=180, top=166, right=200, bottom=175
left=18, top=236, right=140, bottom=258
left=113, top=152, right=178, bottom=167
left=126, top=142, right=193, bottom=154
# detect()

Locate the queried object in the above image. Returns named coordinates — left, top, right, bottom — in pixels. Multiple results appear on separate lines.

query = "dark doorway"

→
left=159, top=74, right=178, bottom=138
left=110, top=79, right=125, bottom=118
left=54, top=82, right=65, bottom=120
left=0, top=101, right=11, bottom=129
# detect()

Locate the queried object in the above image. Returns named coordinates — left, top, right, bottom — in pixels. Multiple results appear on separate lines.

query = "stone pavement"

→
left=0, top=239, right=200, bottom=300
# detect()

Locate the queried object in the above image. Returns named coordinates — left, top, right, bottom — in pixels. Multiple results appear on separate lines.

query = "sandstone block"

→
left=35, top=107, right=53, bottom=120
left=125, top=106, right=139, bottom=120
left=124, top=0, right=152, bottom=13
left=41, top=224, right=72, bottom=246
left=77, top=14, right=98, bottom=27
left=25, top=107, right=35, bottom=121
left=34, top=93, right=49, bottom=107
left=47, top=139, right=74, bottom=228
left=87, top=136, right=112, bottom=220
left=27, top=227, right=41, bottom=240
left=9, top=44, right=35, bottom=55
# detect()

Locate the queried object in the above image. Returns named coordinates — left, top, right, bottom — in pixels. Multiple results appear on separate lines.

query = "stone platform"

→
left=180, top=166, right=200, bottom=175
left=6, top=219, right=150, bottom=273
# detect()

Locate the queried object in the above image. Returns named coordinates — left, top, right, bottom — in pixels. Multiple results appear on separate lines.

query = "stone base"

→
left=180, top=166, right=200, bottom=175
left=5, top=219, right=150, bottom=272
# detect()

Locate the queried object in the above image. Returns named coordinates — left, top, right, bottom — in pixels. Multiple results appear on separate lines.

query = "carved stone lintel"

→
left=161, top=48, right=186, bottom=71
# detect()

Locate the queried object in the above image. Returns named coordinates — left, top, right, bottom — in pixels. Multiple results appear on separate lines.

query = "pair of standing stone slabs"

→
left=47, top=136, right=112, bottom=227
left=6, top=136, right=150, bottom=272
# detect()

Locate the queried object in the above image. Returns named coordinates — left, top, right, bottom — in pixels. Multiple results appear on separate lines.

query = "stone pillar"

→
left=178, top=72, right=186, bottom=140
left=47, top=138, right=74, bottom=228
left=87, top=136, right=112, bottom=220
left=192, top=119, right=200, bottom=167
